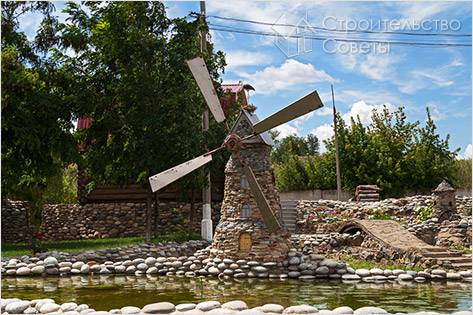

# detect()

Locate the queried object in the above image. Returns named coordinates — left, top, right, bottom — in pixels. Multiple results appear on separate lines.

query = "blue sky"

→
left=19, top=1, right=472, bottom=156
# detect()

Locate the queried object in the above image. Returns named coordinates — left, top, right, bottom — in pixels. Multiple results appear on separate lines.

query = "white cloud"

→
left=334, top=89, right=403, bottom=108
left=225, top=51, right=273, bottom=69
left=315, top=106, right=333, bottom=117
left=240, top=59, right=336, bottom=94
left=397, top=66, right=457, bottom=94
left=337, top=52, right=402, bottom=82
left=274, top=123, right=299, bottom=139
left=457, top=143, right=473, bottom=160
left=342, top=100, right=394, bottom=125
left=358, top=54, right=400, bottom=81
left=311, top=123, right=334, bottom=152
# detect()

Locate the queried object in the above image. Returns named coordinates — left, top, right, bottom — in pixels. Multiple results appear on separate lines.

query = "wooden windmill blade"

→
left=186, top=57, right=226, bottom=123
left=149, top=153, right=214, bottom=193
left=253, top=91, right=323, bottom=134
left=242, top=165, right=281, bottom=232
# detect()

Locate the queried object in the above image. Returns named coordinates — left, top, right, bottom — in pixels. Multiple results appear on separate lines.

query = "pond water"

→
left=1, top=276, right=471, bottom=313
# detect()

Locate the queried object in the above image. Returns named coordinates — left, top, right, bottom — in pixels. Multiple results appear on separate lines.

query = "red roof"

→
left=77, top=117, right=93, bottom=130
left=222, top=81, right=243, bottom=94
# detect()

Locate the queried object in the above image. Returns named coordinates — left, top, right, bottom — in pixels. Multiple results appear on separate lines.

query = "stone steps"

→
left=437, top=256, right=471, bottom=264
left=423, top=251, right=463, bottom=258
left=280, top=200, right=298, bottom=233
left=420, top=247, right=449, bottom=252
left=451, top=262, right=472, bottom=269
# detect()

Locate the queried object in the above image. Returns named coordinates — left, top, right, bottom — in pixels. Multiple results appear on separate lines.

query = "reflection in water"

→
left=1, top=276, right=471, bottom=313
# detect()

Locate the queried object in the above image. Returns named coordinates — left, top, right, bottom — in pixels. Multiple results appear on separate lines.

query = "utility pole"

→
left=331, top=84, right=342, bottom=201
left=200, top=1, right=213, bottom=242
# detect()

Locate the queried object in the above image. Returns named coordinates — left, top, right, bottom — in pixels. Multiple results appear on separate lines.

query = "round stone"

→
left=16, top=266, right=31, bottom=276
left=137, top=263, right=148, bottom=271
left=288, top=271, right=301, bottom=278
left=60, top=267, right=72, bottom=274
left=115, top=266, right=126, bottom=273
left=398, top=274, right=413, bottom=281
left=176, top=304, right=196, bottom=312
left=355, top=269, right=370, bottom=277
left=142, top=302, right=175, bottom=314
left=447, top=272, right=462, bottom=280
left=315, top=266, right=329, bottom=275
left=126, top=266, right=136, bottom=273
left=196, top=301, right=221, bottom=312
left=252, top=266, right=268, bottom=273
left=121, top=306, right=141, bottom=314
left=261, top=304, right=284, bottom=313
left=31, top=265, right=45, bottom=274
left=99, top=267, right=110, bottom=274
left=44, top=257, right=58, bottom=267
left=222, top=300, right=248, bottom=311
left=6, top=301, right=31, bottom=314
left=72, top=262, right=84, bottom=269
left=145, top=257, right=157, bottom=266
left=354, top=307, right=387, bottom=314
left=61, top=302, right=78, bottom=312
left=289, top=257, right=301, bottom=265
left=342, top=274, right=361, bottom=281
left=80, top=264, right=90, bottom=274
left=332, top=306, right=353, bottom=314
left=24, top=306, right=38, bottom=314
left=40, top=302, right=61, bottom=313
left=431, top=269, right=447, bottom=277
left=283, top=305, right=318, bottom=314
left=234, top=272, right=247, bottom=278
left=208, top=266, right=220, bottom=276
left=392, top=269, right=405, bottom=276
left=369, top=268, right=383, bottom=276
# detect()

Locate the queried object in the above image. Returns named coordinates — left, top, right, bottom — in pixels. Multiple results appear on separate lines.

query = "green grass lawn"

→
left=342, top=255, right=423, bottom=271
left=1, top=231, right=200, bottom=258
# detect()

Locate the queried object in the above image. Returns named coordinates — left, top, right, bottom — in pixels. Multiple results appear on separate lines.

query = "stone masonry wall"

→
left=41, top=202, right=221, bottom=240
left=1, top=199, right=30, bottom=243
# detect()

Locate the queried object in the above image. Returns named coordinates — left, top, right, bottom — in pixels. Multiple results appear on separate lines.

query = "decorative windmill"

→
left=149, top=57, right=324, bottom=261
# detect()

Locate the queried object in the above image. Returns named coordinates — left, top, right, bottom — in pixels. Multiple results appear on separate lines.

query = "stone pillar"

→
left=432, top=180, right=458, bottom=222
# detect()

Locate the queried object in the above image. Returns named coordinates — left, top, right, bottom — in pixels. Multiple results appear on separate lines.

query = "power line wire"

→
left=199, top=14, right=472, bottom=38
left=208, top=24, right=471, bottom=47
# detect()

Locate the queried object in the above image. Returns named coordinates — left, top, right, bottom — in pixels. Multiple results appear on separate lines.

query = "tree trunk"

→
left=189, top=187, right=195, bottom=225
left=153, top=192, right=159, bottom=238
left=145, top=186, right=152, bottom=243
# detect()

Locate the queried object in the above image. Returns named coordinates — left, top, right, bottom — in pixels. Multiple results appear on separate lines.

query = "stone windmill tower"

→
left=148, top=57, right=324, bottom=262
left=210, top=110, right=290, bottom=261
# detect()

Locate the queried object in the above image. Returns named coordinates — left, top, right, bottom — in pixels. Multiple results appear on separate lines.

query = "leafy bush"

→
left=367, top=208, right=394, bottom=220
left=415, top=205, right=434, bottom=222
left=273, top=106, right=459, bottom=197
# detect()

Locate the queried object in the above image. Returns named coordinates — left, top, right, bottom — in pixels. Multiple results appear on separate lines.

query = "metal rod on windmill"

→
left=331, top=84, right=342, bottom=201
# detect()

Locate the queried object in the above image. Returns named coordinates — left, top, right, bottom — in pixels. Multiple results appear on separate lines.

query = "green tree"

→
left=406, top=108, right=458, bottom=192
left=1, top=2, right=77, bottom=206
left=55, top=2, right=228, bottom=240
left=272, top=134, right=319, bottom=163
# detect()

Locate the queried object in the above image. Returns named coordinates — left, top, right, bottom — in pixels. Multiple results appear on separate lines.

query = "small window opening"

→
left=240, top=204, right=251, bottom=218
left=240, top=175, right=249, bottom=188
